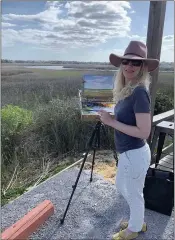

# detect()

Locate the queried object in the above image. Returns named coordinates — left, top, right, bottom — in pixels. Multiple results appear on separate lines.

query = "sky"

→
left=2, top=1, right=174, bottom=62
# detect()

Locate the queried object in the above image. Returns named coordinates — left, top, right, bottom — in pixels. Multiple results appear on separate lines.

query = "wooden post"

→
left=146, top=1, right=167, bottom=144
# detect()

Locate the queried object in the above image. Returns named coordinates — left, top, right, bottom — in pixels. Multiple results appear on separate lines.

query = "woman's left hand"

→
left=98, top=110, right=113, bottom=126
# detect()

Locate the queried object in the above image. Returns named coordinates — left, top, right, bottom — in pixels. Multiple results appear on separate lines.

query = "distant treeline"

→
left=2, top=59, right=109, bottom=65
left=1, top=59, right=174, bottom=71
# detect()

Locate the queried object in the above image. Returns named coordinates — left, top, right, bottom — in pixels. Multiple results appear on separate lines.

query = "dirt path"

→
left=77, top=150, right=117, bottom=184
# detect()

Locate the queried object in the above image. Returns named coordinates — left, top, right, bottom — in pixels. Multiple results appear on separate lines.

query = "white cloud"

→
left=126, top=34, right=174, bottom=51
left=111, top=35, right=174, bottom=62
left=2, top=22, right=16, bottom=27
left=112, top=48, right=124, bottom=56
left=2, top=1, right=173, bottom=62
left=162, top=35, right=174, bottom=55
left=2, top=1, right=132, bottom=49
left=2, top=2, right=63, bottom=23
left=163, top=35, right=174, bottom=42
left=127, top=35, right=146, bottom=44
left=162, top=45, right=174, bottom=51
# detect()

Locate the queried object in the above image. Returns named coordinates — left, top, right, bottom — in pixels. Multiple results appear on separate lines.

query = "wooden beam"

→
left=1, top=200, right=54, bottom=240
left=146, top=1, right=167, bottom=145
left=146, top=1, right=167, bottom=118
left=152, top=109, right=174, bottom=126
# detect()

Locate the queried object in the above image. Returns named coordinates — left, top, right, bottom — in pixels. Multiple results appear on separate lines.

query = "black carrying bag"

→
left=143, top=167, right=174, bottom=216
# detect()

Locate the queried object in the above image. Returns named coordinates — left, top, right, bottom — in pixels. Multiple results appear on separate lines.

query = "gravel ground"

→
left=1, top=167, right=174, bottom=240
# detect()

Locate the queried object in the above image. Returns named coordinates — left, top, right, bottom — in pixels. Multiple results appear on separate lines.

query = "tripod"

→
left=60, top=120, right=118, bottom=224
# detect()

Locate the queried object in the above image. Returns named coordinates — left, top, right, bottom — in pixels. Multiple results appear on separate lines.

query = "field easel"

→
left=60, top=75, right=117, bottom=224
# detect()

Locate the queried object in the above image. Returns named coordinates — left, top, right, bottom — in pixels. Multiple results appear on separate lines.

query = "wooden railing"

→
left=152, top=109, right=174, bottom=126
left=149, top=109, right=174, bottom=143
left=150, top=109, right=174, bottom=163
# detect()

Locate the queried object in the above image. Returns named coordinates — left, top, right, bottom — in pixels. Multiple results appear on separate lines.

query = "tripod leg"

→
left=60, top=122, right=99, bottom=224
left=60, top=151, right=89, bottom=224
left=101, top=124, right=118, bottom=166
left=90, top=148, right=96, bottom=182
left=90, top=121, right=101, bottom=182
left=90, top=132, right=98, bottom=182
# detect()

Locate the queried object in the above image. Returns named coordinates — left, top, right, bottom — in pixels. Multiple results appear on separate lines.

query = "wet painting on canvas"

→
left=82, top=101, right=115, bottom=114
left=83, top=75, right=114, bottom=99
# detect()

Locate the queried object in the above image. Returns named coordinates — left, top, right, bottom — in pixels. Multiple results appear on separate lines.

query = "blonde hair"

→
left=113, top=62, right=151, bottom=103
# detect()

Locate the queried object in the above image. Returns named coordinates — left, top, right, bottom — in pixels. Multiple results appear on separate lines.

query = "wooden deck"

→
left=151, top=152, right=174, bottom=172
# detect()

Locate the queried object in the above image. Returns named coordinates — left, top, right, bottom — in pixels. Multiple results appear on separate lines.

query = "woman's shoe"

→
left=112, top=229, right=138, bottom=240
left=120, top=221, right=147, bottom=232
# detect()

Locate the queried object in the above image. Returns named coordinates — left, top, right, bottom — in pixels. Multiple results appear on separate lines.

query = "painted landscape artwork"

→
left=83, top=75, right=114, bottom=98
left=82, top=101, right=115, bottom=114
left=81, top=75, right=115, bottom=119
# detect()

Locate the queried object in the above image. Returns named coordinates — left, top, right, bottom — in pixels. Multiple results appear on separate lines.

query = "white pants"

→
left=115, top=143, right=151, bottom=232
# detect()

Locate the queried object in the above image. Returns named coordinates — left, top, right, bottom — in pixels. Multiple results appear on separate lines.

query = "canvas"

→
left=83, top=75, right=114, bottom=99
left=82, top=101, right=115, bottom=113
left=80, top=75, right=115, bottom=120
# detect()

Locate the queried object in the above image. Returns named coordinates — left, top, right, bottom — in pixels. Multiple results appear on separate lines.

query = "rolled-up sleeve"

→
left=133, top=87, right=151, bottom=113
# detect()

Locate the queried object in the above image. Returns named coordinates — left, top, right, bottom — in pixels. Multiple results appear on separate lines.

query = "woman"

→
left=99, top=41, right=159, bottom=240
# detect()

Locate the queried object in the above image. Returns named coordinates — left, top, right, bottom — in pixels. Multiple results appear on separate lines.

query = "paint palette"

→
left=82, top=101, right=115, bottom=113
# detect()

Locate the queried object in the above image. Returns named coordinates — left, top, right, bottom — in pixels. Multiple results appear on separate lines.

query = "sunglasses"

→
left=121, top=59, right=143, bottom=67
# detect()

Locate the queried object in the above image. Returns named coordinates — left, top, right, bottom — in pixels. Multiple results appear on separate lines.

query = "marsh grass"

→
left=1, top=67, right=174, bottom=205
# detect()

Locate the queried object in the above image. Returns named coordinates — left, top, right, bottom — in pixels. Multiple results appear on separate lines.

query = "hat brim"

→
left=109, top=53, right=159, bottom=72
